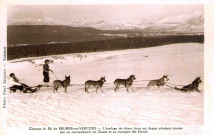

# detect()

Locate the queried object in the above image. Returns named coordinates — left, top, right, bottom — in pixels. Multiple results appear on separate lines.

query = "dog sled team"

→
left=8, top=59, right=202, bottom=94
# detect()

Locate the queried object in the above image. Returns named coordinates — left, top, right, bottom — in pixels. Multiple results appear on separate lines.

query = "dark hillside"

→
left=7, top=35, right=204, bottom=60
left=7, top=25, right=114, bottom=46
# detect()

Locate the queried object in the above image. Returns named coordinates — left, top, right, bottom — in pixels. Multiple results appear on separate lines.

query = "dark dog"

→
left=53, top=76, right=70, bottom=93
left=85, top=77, right=106, bottom=93
left=175, top=77, right=202, bottom=93
left=146, top=75, right=169, bottom=89
left=114, top=75, right=136, bottom=93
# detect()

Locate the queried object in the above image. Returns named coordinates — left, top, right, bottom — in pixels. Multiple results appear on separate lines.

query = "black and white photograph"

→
left=2, top=1, right=214, bottom=134
left=6, top=4, right=204, bottom=126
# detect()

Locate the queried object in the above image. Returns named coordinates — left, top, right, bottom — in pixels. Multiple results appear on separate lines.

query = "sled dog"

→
left=175, top=77, right=202, bottom=93
left=53, top=76, right=70, bottom=93
left=85, top=77, right=106, bottom=93
left=146, top=75, right=169, bottom=89
left=114, top=75, right=136, bottom=92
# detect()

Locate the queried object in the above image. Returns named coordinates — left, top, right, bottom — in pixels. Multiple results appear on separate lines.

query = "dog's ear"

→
left=68, top=75, right=70, bottom=78
left=65, top=76, right=67, bottom=78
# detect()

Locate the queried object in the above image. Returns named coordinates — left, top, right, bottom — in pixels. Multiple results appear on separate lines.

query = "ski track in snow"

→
left=7, top=43, right=203, bottom=126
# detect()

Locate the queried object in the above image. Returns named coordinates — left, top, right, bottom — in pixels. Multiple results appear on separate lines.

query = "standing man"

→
left=43, top=59, right=53, bottom=87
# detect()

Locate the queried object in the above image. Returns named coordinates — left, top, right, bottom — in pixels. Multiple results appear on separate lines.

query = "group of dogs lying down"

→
left=11, top=75, right=202, bottom=93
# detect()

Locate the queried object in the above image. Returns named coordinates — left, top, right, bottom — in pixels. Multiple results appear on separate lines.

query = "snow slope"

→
left=7, top=43, right=203, bottom=126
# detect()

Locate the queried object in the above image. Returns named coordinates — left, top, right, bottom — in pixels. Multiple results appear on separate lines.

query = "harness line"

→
left=165, top=82, right=185, bottom=87
left=134, top=80, right=152, bottom=82
left=49, top=74, right=54, bottom=81
left=51, top=71, right=58, bottom=80
left=164, top=84, right=176, bottom=89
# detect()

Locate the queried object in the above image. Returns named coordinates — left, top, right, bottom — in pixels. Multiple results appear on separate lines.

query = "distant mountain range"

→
left=8, top=11, right=203, bottom=33
left=144, top=11, right=204, bottom=33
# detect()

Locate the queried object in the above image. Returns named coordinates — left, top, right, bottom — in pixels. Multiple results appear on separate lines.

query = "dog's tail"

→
left=174, top=86, right=189, bottom=92
left=114, top=80, right=118, bottom=87
left=85, top=83, right=87, bottom=92
left=114, top=80, right=117, bottom=85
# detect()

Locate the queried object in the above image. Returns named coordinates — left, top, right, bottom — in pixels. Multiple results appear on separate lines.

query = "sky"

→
left=7, top=5, right=204, bottom=31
